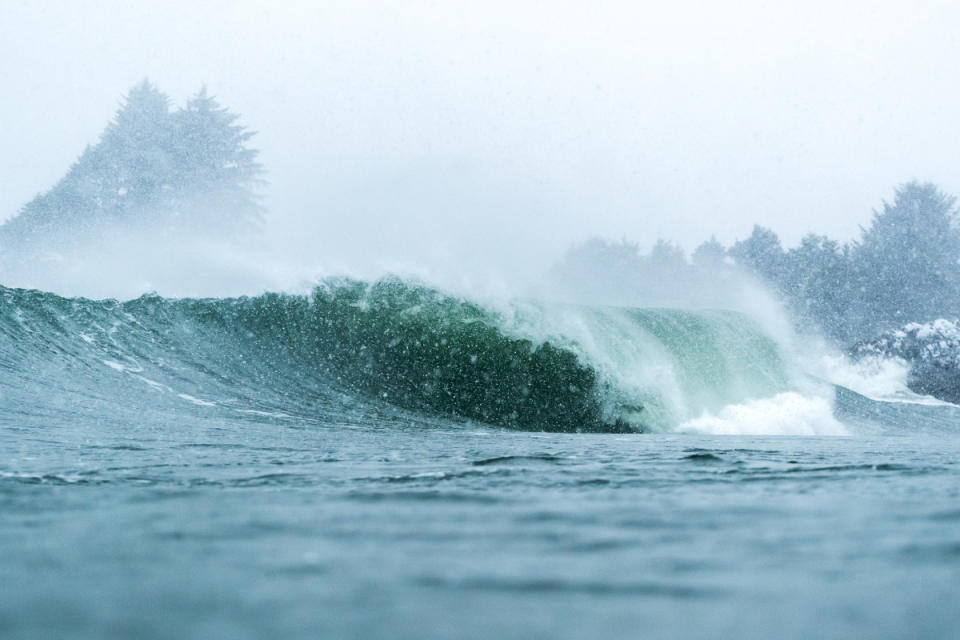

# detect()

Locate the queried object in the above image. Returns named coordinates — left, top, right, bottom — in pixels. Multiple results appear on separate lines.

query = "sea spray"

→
left=499, top=301, right=792, bottom=431
left=677, top=392, right=848, bottom=436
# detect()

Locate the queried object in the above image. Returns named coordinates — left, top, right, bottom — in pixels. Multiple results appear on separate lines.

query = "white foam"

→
left=177, top=393, right=217, bottom=407
left=132, top=374, right=172, bottom=393
left=816, top=353, right=913, bottom=400
left=102, top=359, right=128, bottom=372
left=677, top=392, right=849, bottom=436
left=812, top=353, right=952, bottom=405
left=235, top=409, right=293, bottom=418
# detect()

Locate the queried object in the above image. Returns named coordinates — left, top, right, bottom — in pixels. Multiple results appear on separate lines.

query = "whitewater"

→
left=3, top=277, right=960, bottom=639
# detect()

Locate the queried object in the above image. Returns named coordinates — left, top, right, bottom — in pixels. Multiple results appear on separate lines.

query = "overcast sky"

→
left=3, top=0, right=959, bottom=278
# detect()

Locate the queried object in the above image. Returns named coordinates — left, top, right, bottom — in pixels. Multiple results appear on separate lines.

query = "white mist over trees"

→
left=0, top=81, right=269, bottom=297
left=730, top=182, right=960, bottom=342
left=551, top=182, right=960, bottom=347
left=0, top=80, right=263, bottom=251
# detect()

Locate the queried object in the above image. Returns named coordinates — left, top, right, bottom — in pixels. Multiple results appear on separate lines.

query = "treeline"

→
left=552, top=182, right=960, bottom=344
left=0, top=80, right=263, bottom=248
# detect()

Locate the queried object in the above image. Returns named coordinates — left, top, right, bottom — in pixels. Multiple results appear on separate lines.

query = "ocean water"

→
left=2, top=280, right=960, bottom=639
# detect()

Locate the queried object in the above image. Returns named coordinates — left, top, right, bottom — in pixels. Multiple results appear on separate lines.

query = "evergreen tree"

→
left=781, top=234, right=852, bottom=341
left=170, top=86, right=264, bottom=228
left=647, top=239, right=686, bottom=268
left=95, top=79, right=176, bottom=212
left=853, top=182, right=960, bottom=330
left=555, top=238, right=644, bottom=277
left=728, top=225, right=785, bottom=284
left=0, top=79, right=264, bottom=253
left=691, top=235, right=726, bottom=268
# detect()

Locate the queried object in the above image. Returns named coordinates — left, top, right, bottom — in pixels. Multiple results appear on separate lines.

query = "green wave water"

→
left=0, top=277, right=793, bottom=433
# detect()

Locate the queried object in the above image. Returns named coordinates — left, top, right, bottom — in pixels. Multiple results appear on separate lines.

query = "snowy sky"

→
left=3, top=0, right=960, bottom=277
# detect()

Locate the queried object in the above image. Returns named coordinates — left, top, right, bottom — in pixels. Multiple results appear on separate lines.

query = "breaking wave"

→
left=0, top=277, right=856, bottom=434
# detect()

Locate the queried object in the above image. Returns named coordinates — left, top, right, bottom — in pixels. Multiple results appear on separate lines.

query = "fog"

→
left=3, top=0, right=960, bottom=291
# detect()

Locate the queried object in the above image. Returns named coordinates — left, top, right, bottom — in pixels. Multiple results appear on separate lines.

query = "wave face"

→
left=0, top=278, right=799, bottom=433
left=501, top=303, right=790, bottom=430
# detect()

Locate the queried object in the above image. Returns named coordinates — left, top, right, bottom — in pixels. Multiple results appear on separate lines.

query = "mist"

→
left=4, top=0, right=960, bottom=298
